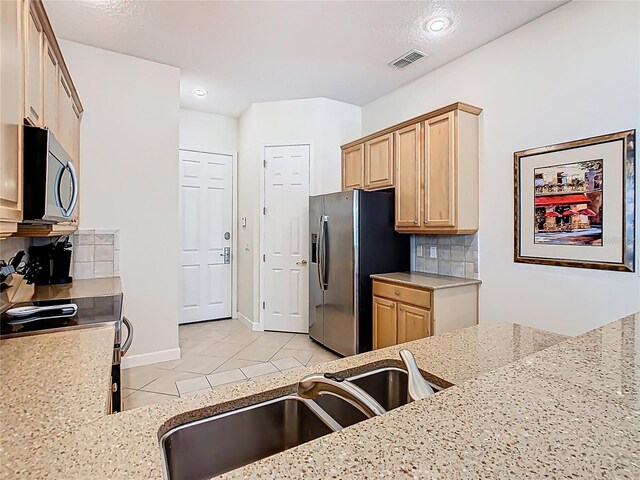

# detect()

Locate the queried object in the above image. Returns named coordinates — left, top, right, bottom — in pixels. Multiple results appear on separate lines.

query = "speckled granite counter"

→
left=1, top=321, right=573, bottom=479
left=13, top=276, right=122, bottom=303
left=0, top=325, right=114, bottom=444
left=371, top=271, right=481, bottom=290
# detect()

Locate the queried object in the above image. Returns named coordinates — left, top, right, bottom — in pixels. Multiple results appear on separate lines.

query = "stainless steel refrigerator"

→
left=309, top=190, right=409, bottom=356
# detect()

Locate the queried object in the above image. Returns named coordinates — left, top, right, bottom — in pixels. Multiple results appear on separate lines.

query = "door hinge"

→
left=263, top=159, right=267, bottom=168
left=262, top=301, right=265, bottom=310
left=263, top=206, right=266, bottom=215
left=263, top=254, right=265, bottom=262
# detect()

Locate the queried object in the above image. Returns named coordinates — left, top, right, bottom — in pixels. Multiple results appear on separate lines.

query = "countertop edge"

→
left=370, top=272, right=482, bottom=290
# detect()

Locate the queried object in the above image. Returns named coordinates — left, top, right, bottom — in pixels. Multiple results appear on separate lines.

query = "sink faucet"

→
left=297, top=373, right=386, bottom=418
left=399, top=349, right=435, bottom=401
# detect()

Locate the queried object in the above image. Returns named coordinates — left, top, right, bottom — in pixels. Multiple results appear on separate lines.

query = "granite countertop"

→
left=371, top=271, right=482, bottom=290
left=0, top=325, right=115, bottom=444
left=3, top=314, right=639, bottom=478
left=12, top=276, right=123, bottom=303
left=1, top=320, right=573, bottom=479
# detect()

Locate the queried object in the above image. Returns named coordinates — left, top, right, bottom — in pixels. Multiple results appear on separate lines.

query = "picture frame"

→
left=514, top=130, right=636, bottom=272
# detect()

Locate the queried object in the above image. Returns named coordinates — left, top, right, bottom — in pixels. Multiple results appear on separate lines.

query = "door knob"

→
left=296, top=260, right=308, bottom=266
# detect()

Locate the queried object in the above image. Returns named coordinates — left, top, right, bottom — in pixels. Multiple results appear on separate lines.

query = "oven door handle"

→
left=121, top=316, right=134, bottom=357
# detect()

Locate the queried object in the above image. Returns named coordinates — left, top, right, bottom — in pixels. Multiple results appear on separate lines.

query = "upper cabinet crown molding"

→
left=341, top=102, right=481, bottom=150
left=341, top=102, right=481, bottom=234
left=1, top=0, right=83, bottom=239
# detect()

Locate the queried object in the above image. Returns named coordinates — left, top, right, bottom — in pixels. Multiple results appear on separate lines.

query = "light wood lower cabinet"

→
left=373, top=296, right=397, bottom=349
left=372, top=278, right=478, bottom=349
left=398, top=303, right=431, bottom=343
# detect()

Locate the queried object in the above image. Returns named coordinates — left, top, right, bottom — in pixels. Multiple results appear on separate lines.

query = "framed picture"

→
left=514, top=130, right=635, bottom=272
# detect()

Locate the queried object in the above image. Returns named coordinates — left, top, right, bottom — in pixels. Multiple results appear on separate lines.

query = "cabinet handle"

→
left=399, top=306, right=404, bottom=311
left=394, top=291, right=400, bottom=296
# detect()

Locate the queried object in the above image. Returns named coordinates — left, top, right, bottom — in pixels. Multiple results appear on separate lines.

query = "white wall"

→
left=237, top=97, right=361, bottom=324
left=60, top=40, right=181, bottom=360
left=179, top=109, right=238, bottom=152
left=361, top=1, right=640, bottom=336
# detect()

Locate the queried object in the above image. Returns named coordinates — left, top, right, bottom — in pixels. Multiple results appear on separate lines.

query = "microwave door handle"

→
left=64, top=162, right=79, bottom=218
left=54, top=163, right=65, bottom=208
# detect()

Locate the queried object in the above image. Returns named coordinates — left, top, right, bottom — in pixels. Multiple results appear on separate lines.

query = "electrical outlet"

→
left=417, top=245, right=424, bottom=257
left=430, top=246, right=437, bottom=258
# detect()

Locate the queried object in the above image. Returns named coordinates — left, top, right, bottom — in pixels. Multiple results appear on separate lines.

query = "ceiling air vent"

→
left=389, top=49, right=428, bottom=69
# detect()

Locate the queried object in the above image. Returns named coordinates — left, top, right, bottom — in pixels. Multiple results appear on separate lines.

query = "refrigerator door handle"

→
left=318, top=215, right=328, bottom=290
left=316, top=215, right=324, bottom=289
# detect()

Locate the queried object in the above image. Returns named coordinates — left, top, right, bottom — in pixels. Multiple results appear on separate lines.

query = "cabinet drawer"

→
left=373, top=281, right=431, bottom=309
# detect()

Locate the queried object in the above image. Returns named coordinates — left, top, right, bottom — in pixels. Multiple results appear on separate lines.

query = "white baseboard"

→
left=121, top=347, right=181, bottom=369
left=236, top=311, right=257, bottom=330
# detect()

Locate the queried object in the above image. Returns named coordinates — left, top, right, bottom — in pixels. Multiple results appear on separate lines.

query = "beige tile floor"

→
left=122, top=319, right=340, bottom=410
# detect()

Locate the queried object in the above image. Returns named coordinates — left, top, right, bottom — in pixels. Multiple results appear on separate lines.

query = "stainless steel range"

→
left=0, top=294, right=132, bottom=412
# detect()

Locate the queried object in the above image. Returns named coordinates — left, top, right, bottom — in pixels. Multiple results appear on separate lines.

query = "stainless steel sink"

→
left=314, top=367, right=442, bottom=427
left=160, top=367, right=443, bottom=479
left=160, top=396, right=340, bottom=480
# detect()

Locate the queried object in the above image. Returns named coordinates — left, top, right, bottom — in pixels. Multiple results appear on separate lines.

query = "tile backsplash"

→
left=70, top=229, right=120, bottom=280
left=412, top=233, right=479, bottom=279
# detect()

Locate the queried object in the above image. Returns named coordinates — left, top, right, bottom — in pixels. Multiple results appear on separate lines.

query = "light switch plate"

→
left=430, top=246, right=437, bottom=258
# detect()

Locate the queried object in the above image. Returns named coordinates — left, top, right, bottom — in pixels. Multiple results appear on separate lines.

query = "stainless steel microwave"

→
left=23, top=126, right=78, bottom=224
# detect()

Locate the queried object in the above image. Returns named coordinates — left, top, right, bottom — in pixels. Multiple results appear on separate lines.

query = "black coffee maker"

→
left=28, top=238, right=73, bottom=285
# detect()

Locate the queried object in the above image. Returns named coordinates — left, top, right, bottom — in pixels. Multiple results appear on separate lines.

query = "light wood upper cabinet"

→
left=43, top=37, right=58, bottom=136
left=341, top=103, right=480, bottom=232
left=364, top=133, right=394, bottom=190
left=25, top=3, right=43, bottom=127
left=397, top=303, right=431, bottom=344
left=58, top=73, right=80, bottom=162
left=0, top=0, right=24, bottom=238
left=373, top=296, right=397, bottom=349
left=3, top=0, right=84, bottom=238
left=424, top=112, right=455, bottom=227
left=395, top=123, right=421, bottom=228
left=397, top=106, right=480, bottom=234
left=342, top=143, right=364, bottom=191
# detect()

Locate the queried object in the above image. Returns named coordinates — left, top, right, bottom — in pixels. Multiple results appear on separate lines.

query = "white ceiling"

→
left=44, top=0, right=567, bottom=117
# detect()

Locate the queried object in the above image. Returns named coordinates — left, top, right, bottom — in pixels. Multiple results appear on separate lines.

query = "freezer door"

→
left=323, top=191, right=357, bottom=356
left=308, top=195, right=325, bottom=344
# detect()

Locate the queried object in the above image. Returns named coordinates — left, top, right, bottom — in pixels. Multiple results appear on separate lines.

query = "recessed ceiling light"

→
left=192, top=88, right=207, bottom=97
left=426, top=17, right=450, bottom=33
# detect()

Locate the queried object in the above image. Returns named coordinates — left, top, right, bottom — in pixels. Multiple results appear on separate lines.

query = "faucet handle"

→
left=399, top=349, right=435, bottom=401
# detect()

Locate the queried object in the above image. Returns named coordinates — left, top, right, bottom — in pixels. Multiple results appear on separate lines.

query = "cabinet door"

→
left=364, top=133, right=393, bottom=190
left=424, top=112, right=455, bottom=227
left=342, top=143, right=364, bottom=190
left=58, top=73, right=77, bottom=160
left=373, top=296, right=397, bottom=349
left=395, top=123, right=421, bottom=228
left=398, top=303, right=431, bottom=344
left=58, top=74, right=80, bottom=224
left=43, top=37, right=58, bottom=136
left=0, top=0, right=24, bottom=233
left=25, top=4, right=43, bottom=127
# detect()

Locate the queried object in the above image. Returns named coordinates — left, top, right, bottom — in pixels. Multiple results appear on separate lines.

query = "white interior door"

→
left=179, top=150, right=233, bottom=324
left=264, top=145, right=310, bottom=333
